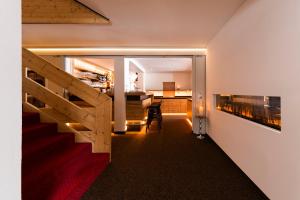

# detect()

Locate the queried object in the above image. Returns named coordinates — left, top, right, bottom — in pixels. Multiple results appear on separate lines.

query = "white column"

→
left=0, top=0, right=21, bottom=199
left=192, top=55, right=206, bottom=134
left=113, top=57, right=127, bottom=133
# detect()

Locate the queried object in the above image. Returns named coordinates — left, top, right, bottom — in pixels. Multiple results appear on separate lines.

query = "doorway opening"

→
left=53, top=55, right=205, bottom=134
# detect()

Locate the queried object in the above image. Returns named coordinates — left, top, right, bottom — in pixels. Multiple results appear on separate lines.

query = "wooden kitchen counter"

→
left=154, top=96, right=191, bottom=113
left=126, top=92, right=152, bottom=120
left=108, top=92, right=153, bottom=120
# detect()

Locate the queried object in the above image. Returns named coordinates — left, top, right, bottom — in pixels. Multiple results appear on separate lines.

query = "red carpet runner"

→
left=22, top=112, right=110, bottom=200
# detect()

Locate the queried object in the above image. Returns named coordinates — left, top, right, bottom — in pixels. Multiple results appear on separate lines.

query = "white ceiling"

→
left=22, top=0, right=245, bottom=48
left=132, top=57, right=192, bottom=72
left=78, top=57, right=192, bottom=73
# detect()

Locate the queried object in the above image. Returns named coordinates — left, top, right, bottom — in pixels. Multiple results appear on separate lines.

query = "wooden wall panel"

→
left=22, top=0, right=110, bottom=24
left=160, top=99, right=187, bottom=113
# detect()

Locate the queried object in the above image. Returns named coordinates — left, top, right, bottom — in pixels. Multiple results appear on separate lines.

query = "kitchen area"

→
left=61, top=56, right=204, bottom=134
left=126, top=57, right=193, bottom=125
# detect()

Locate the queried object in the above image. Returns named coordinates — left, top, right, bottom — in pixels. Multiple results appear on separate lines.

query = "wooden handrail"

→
left=23, top=78, right=96, bottom=130
left=22, top=48, right=112, bottom=154
left=22, top=49, right=110, bottom=106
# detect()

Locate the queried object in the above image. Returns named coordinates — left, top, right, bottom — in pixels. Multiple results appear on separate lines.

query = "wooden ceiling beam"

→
left=22, top=0, right=110, bottom=24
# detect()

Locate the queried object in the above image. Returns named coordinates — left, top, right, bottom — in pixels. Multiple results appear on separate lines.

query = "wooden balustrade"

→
left=22, top=48, right=112, bottom=154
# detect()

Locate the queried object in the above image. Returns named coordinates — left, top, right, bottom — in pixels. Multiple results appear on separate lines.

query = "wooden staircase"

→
left=22, top=112, right=110, bottom=200
left=22, top=48, right=112, bottom=153
left=22, top=48, right=112, bottom=199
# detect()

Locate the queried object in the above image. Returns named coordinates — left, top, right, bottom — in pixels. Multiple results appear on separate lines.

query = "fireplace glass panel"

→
left=215, top=94, right=281, bottom=131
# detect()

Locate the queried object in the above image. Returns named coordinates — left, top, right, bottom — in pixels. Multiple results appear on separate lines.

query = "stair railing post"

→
left=94, top=99, right=112, bottom=158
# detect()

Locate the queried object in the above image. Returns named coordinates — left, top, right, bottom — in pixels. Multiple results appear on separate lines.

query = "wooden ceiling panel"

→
left=22, top=0, right=110, bottom=24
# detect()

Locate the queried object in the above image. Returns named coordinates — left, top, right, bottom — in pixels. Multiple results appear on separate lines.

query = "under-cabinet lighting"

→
left=186, top=119, right=192, bottom=127
left=126, top=120, right=146, bottom=125
left=162, top=113, right=187, bottom=116
left=73, top=58, right=107, bottom=74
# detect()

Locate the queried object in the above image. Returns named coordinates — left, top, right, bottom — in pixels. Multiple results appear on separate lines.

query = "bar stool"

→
left=146, top=102, right=162, bottom=132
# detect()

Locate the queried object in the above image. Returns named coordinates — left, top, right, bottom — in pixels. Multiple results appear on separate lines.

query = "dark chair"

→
left=146, top=102, right=162, bottom=132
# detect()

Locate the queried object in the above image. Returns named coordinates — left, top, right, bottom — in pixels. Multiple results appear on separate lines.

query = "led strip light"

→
left=27, top=47, right=207, bottom=56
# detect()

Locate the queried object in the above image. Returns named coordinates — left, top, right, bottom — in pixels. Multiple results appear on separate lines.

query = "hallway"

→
left=82, top=117, right=268, bottom=200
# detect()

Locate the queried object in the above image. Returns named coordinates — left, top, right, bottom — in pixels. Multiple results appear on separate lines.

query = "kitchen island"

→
left=125, top=92, right=153, bottom=120
left=71, top=91, right=153, bottom=121
left=107, top=92, right=153, bottom=121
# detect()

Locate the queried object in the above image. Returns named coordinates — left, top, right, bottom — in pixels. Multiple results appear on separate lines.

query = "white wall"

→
left=114, top=57, right=126, bottom=132
left=145, top=72, right=192, bottom=90
left=206, top=0, right=300, bottom=199
left=129, top=61, right=144, bottom=91
left=0, top=0, right=21, bottom=199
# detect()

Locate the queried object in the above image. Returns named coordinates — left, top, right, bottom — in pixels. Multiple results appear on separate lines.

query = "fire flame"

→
left=218, top=104, right=280, bottom=128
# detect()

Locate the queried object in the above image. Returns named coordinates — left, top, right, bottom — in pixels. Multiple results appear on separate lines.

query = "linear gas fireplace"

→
left=215, top=94, right=281, bottom=131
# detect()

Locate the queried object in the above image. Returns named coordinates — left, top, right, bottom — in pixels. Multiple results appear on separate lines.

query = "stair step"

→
left=23, top=143, right=90, bottom=184
left=22, top=144, right=90, bottom=200
left=45, top=152, right=109, bottom=200
left=22, top=123, right=57, bottom=143
left=22, top=132, right=75, bottom=169
left=63, top=153, right=110, bottom=200
left=22, top=112, right=40, bottom=126
left=21, top=112, right=110, bottom=200
left=22, top=143, right=109, bottom=200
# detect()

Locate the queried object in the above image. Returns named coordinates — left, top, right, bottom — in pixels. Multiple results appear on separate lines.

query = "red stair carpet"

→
left=22, top=112, right=110, bottom=200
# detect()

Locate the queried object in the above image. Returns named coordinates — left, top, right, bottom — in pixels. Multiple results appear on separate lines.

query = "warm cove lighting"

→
left=186, top=119, right=192, bottom=127
left=72, top=58, right=107, bottom=74
left=27, top=47, right=207, bottom=55
left=162, top=113, right=187, bottom=116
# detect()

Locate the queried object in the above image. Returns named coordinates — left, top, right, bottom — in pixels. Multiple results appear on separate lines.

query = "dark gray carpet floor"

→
left=82, top=117, right=268, bottom=200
